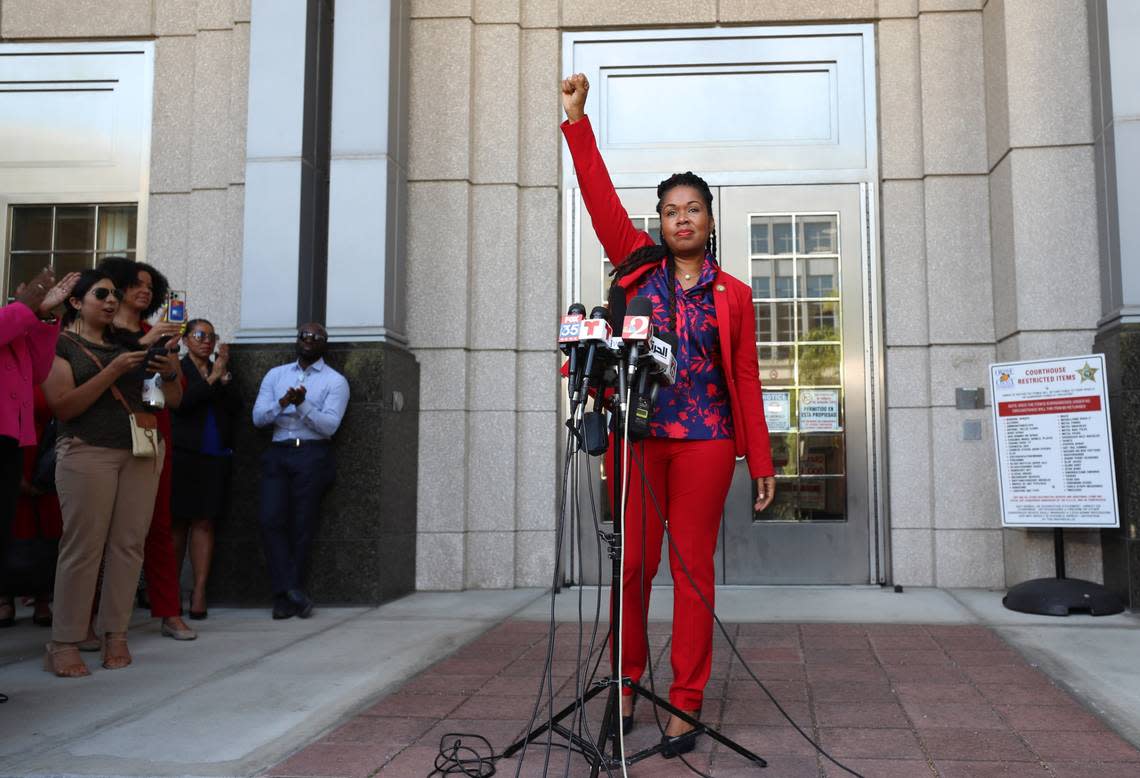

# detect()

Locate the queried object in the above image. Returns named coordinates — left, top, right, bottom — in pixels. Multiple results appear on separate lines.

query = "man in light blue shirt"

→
left=252, top=323, right=349, bottom=619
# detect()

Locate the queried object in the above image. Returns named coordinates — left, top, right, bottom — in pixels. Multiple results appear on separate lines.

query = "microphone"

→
left=647, top=331, right=678, bottom=386
left=621, top=296, right=654, bottom=380
left=572, top=305, right=613, bottom=411
left=559, top=302, right=586, bottom=401
left=628, top=331, right=678, bottom=440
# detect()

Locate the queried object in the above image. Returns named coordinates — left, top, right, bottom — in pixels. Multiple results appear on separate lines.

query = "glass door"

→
left=719, top=184, right=870, bottom=583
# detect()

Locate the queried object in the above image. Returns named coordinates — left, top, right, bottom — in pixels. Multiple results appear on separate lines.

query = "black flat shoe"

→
left=272, top=597, right=296, bottom=620
left=660, top=729, right=700, bottom=759
left=285, top=589, right=313, bottom=619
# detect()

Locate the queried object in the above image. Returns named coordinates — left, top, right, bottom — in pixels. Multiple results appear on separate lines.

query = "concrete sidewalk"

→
left=0, top=587, right=1135, bottom=777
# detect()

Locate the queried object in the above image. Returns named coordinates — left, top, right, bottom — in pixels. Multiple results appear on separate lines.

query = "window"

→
left=749, top=212, right=845, bottom=522
left=5, top=204, right=138, bottom=300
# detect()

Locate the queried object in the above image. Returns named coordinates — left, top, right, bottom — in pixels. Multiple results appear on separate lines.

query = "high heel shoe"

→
left=660, top=729, right=701, bottom=759
left=660, top=709, right=702, bottom=759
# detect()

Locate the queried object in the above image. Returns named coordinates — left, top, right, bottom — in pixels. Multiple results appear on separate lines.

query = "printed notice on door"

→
left=989, top=355, right=1119, bottom=528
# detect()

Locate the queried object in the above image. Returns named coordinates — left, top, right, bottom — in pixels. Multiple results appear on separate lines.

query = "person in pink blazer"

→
left=0, top=269, right=77, bottom=628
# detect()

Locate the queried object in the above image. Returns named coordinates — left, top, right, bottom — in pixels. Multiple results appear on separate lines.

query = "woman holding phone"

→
left=41, top=269, right=182, bottom=675
left=98, top=257, right=195, bottom=641
left=560, top=73, right=776, bottom=756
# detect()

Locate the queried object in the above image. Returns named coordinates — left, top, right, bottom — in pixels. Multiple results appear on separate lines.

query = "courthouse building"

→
left=1, top=1, right=1137, bottom=607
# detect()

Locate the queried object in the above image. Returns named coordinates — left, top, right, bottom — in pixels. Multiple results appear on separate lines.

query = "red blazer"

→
left=562, top=116, right=774, bottom=479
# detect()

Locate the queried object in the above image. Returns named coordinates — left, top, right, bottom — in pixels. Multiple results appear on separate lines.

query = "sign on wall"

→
left=989, top=355, right=1119, bottom=528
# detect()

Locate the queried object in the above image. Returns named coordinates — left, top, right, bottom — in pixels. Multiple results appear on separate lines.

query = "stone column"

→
left=406, top=1, right=561, bottom=590
left=1090, top=0, right=1140, bottom=607
left=985, top=0, right=1104, bottom=584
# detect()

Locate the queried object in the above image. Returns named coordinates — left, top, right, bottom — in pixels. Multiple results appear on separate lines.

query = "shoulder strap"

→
left=62, top=332, right=134, bottom=416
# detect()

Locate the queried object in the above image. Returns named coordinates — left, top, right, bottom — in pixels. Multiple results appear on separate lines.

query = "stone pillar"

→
left=406, top=1, right=561, bottom=590
left=984, top=0, right=1104, bottom=584
left=1090, top=0, right=1140, bottom=608
left=919, top=5, right=1004, bottom=587
left=212, top=0, right=420, bottom=605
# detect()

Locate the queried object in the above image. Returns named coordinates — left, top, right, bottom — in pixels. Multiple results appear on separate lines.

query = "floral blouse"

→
left=635, top=255, right=733, bottom=440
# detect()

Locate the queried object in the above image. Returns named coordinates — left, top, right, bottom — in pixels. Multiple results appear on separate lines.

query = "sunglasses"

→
left=189, top=331, right=218, bottom=343
left=297, top=331, right=327, bottom=343
left=92, top=287, right=125, bottom=302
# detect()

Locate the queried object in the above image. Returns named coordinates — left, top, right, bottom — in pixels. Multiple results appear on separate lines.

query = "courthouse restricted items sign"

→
left=989, top=355, right=1119, bottom=528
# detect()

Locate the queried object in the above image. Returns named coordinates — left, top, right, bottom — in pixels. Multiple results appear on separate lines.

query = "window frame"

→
left=2, top=197, right=143, bottom=303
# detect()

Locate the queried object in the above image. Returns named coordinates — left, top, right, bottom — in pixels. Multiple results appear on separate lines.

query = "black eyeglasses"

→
left=92, top=287, right=125, bottom=302
left=189, top=331, right=218, bottom=343
left=297, top=331, right=327, bottom=343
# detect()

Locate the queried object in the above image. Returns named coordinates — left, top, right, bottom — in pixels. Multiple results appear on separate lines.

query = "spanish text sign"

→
left=989, top=355, right=1119, bottom=528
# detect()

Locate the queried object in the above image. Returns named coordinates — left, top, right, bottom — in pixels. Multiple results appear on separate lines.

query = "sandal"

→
left=43, top=642, right=91, bottom=678
left=101, top=633, right=132, bottom=670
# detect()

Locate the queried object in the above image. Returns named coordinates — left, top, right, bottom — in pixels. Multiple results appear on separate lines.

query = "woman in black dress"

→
left=170, top=319, right=240, bottom=619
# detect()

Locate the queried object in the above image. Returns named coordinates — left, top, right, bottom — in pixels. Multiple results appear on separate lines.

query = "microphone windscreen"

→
left=607, top=284, right=626, bottom=325
left=588, top=305, right=610, bottom=324
left=568, top=302, right=586, bottom=317
left=627, top=296, right=652, bottom=318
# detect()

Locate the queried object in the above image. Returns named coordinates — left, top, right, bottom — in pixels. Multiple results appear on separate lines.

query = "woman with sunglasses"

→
left=98, top=257, right=196, bottom=641
left=40, top=269, right=182, bottom=676
left=170, top=319, right=241, bottom=620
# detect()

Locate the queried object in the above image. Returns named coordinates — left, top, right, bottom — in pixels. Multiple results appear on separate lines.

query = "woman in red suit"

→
left=560, top=73, right=776, bottom=756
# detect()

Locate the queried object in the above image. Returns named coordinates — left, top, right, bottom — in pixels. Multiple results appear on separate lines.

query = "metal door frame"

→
left=559, top=23, right=889, bottom=586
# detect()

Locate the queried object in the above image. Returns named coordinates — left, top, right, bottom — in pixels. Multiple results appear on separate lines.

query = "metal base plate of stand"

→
left=1002, top=528, right=1125, bottom=616
left=1003, top=577, right=1124, bottom=616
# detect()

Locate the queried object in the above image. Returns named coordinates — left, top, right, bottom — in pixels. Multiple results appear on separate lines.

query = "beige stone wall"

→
left=0, top=0, right=251, bottom=341
left=404, top=0, right=1106, bottom=590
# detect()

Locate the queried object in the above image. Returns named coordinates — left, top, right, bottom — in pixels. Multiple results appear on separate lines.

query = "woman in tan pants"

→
left=41, top=269, right=182, bottom=676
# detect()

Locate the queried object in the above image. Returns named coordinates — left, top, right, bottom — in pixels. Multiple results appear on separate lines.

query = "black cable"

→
left=628, top=445, right=867, bottom=778
left=430, top=733, right=500, bottom=776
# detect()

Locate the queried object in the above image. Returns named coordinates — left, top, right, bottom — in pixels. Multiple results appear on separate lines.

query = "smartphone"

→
left=166, top=291, right=187, bottom=324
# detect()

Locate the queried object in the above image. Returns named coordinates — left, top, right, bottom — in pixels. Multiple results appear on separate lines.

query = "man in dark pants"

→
left=252, top=323, right=349, bottom=619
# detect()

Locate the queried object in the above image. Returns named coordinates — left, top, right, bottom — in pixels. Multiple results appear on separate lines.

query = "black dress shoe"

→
left=188, top=609, right=208, bottom=621
left=660, top=729, right=700, bottom=759
left=285, top=589, right=313, bottom=619
left=272, top=596, right=297, bottom=620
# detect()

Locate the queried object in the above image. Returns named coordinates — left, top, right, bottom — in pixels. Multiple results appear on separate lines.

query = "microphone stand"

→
left=504, top=354, right=768, bottom=773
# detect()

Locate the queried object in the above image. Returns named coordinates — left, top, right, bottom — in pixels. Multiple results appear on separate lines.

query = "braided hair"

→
left=610, top=171, right=718, bottom=333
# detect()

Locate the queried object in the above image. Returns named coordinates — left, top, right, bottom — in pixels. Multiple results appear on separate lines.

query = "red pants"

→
left=143, top=417, right=180, bottom=618
left=613, top=437, right=736, bottom=711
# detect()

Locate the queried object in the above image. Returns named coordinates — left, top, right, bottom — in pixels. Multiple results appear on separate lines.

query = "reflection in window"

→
left=749, top=211, right=845, bottom=523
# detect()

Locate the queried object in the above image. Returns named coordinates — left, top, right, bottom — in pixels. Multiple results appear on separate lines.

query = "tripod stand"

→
left=504, top=391, right=768, bottom=774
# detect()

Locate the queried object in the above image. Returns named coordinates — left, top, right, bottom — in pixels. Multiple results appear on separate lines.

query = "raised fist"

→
left=561, top=73, right=589, bottom=123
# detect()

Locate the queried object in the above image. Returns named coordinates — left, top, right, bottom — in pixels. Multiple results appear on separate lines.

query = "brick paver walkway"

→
left=264, top=620, right=1140, bottom=777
